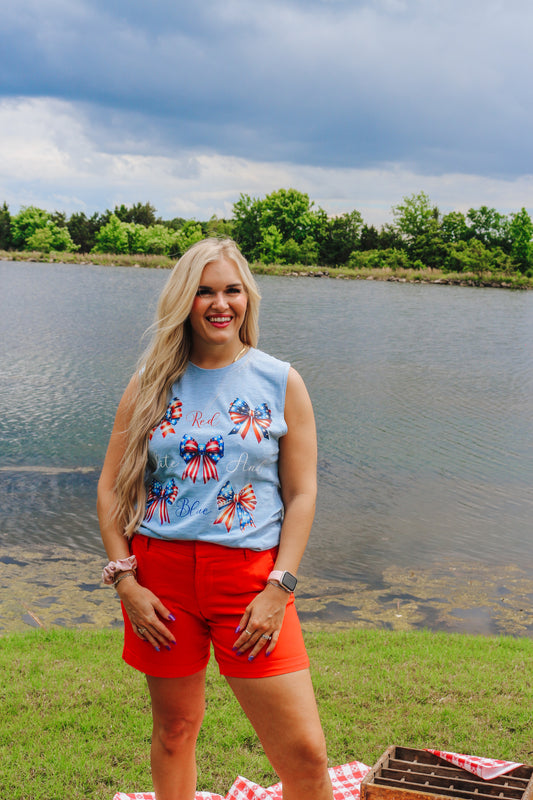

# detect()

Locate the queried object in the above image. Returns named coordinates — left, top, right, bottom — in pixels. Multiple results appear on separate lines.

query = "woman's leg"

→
left=146, top=668, right=207, bottom=800
left=226, top=669, right=333, bottom=800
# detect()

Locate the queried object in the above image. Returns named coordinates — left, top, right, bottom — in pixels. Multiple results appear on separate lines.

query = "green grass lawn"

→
left=2, top=628, right=532, bottom=799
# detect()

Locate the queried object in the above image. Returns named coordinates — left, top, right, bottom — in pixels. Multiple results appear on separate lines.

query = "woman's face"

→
left=188, top=258, right=248, bottom=351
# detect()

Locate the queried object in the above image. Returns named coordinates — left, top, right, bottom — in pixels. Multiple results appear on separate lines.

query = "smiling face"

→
left=188, top=257, right=248, bottom=358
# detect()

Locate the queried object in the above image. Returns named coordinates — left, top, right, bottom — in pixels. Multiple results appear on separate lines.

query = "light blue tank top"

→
left=138, top=348, right=289, bottom=550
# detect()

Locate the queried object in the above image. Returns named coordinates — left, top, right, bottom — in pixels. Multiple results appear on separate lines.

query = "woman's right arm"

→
left=97, top=374, right=176, bottom=650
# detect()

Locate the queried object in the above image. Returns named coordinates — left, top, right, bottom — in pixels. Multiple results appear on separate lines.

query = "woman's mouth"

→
left=207, top=315, right=233, bottom=328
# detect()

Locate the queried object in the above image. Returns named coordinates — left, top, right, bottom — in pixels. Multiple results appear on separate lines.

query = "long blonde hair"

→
left=114, top=237, right=261, bottom=538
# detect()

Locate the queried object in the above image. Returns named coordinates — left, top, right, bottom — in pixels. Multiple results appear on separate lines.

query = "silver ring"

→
left=244, top=628, right=252, bottom=635
left=136, top=626, right=147, bottom=636
left=261, top=634, right=272, bottom=640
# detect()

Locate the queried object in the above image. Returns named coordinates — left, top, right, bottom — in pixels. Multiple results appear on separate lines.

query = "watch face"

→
left=281, top=572, right=297, bottom=592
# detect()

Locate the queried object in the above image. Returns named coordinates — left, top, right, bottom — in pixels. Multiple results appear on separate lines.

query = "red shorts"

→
left=122, top=535, right=309, bottom=679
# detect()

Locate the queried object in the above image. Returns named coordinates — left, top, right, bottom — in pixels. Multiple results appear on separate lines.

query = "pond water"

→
left=1, top=260, right=533, bottom=632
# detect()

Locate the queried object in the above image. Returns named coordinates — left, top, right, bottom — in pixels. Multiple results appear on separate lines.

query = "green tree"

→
left=260, top=188, right=318, bottom=245
left=67, top=211, right=107, bottom=253
left=114, top=202, right=158, bottom=227
left=257, top=225, right=283, bottom=264
left=0, top=201, right=11, bottom=249
left=92, top=214, right=130, bottom=254
left=466, top=206, right=511, bottom=250
left=319, top=210, right=363, bottom=266
left=232, top=193, right=263, bottom=259
left=392, top=191, right=438, bottom=244
left=136, top=224, right=176, bottom=255
left=508, top=208, right=533, bottom=271
left=206, top=215, right=234, bottom=239
left=172, top=221, right=204, bottom=257
left=11, top=206, right=51, bottom=249
left=440, top=211, right=469, bottom=243
left=27, top=224, right=78, bottom=253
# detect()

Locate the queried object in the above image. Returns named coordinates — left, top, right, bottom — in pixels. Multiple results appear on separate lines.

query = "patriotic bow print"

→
left=214, top=480, right=257, bottom=532
left=144, top=479, right=179, bottom=524
left=149, top=397, right=182, bottom=440
left=180, top=435, right=224, bottom=483
left=228, top=398, right=272, bottom=442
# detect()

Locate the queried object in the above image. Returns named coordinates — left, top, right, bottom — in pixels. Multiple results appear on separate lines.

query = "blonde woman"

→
left=97, top=238, right=333, bottom=800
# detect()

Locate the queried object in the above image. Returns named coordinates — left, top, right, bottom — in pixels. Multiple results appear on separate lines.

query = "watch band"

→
left=268, top=569, right=297, bottom=593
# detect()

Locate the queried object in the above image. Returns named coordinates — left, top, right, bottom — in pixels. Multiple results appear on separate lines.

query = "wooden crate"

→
left=360, top=746, right=533, bottom=800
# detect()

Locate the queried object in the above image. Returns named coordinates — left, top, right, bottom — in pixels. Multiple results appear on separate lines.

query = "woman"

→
left=97, top=238, right=333, bottom=800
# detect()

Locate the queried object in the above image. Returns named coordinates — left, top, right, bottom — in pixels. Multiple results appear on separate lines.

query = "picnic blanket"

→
left=112, top=760, right=370, bottom=800
left=112, top=751, right=523, bottom=799
left=425, top=749, right=523, bottom=780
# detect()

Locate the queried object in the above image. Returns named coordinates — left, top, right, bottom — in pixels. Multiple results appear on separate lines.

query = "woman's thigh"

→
left=225, top=669, right=328, bottom=777
left=147, top=668, right=207, bottom=730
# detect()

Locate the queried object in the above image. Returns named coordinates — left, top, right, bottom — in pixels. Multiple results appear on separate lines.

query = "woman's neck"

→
left=189, top=342, right=249, bottom=370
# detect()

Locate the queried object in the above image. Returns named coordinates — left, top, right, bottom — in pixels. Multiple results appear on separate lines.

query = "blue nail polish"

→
left=265, top=651, right=271, bottom=657
left=248, top=655, right=254, bottom=662
left=168, top=614, right=176, bottom=622
left=235, top=625, right=241, bottom=634
left=165, top=645, right=171, bottom=651
left=155, top=646, right=160, bottom=652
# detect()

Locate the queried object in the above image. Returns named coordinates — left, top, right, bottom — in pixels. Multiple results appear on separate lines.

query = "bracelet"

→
left=113, top=571, right=136, bottom=588
left=267, top=580, right=292, bottom=594
left=102, top=555, right=137, bottom=585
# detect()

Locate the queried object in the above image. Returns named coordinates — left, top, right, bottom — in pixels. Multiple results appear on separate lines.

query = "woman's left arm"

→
left=233, top=367, right=317, bottom=657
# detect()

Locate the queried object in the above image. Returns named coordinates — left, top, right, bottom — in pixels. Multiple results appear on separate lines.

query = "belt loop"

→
left=242, top=548, right=249, bottom=561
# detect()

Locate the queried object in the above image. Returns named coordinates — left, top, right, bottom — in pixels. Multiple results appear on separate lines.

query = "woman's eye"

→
left=196, top=287, right=212, bottom=296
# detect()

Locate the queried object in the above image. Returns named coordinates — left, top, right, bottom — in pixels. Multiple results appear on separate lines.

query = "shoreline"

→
left=2, top=249, right=532, bottom=289
left=2, top=542, right=533, bottom=638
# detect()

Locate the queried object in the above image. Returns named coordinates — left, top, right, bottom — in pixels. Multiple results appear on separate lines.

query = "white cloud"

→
left=0, top=97, right=532, bottom=226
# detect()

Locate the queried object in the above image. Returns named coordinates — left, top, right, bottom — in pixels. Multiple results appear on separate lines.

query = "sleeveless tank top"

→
left=138, top=348, right=289, bottom=550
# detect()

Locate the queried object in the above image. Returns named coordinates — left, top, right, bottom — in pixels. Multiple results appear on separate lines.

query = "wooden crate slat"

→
left=360, top=747, right=533, bottom=800
left=377, top=770, right=524, bottom=799
left=377, top=775, right=519, bottom=800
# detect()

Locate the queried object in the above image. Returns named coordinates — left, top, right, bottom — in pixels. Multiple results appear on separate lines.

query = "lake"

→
left=1, top=260, right=533, bottom=633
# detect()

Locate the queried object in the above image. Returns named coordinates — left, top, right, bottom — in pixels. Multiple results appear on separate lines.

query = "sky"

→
left=1, top=0, right=532, bottom=227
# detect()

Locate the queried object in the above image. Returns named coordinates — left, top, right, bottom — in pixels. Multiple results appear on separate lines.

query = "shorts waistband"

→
left=133, top=534, right=277, bottom=561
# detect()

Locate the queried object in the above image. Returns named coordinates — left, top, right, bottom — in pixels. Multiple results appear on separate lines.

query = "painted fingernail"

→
left=265, top=651, right=271, bottom=657
left=168, top=614, right=176, bottom=622
left=235, top=625, right=241, bottom=633
left=248, top=655, right=254, bottom=662
left=165, top=645, right=171, bottom=651
left=154, top=646, right=160, bottom=652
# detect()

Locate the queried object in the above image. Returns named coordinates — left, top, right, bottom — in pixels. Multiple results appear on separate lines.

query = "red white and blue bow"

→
left=180, top=435, right=224, bottom=483
left=144, top=479, right=179, bottom=524
left=150, top=397, right=182, bottom=440
left=214, top=480, right=257, bottom=532
left=228, top=399, right=272, bottom=443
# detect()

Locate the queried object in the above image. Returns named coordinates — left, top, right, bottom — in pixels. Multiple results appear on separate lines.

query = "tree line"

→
left=1, top=189, right=532, bottom=276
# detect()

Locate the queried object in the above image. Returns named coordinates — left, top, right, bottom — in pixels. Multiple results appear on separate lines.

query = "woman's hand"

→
left=117, top=578, right=177, bottom=652
left=232, top=582, right=291, bottom=660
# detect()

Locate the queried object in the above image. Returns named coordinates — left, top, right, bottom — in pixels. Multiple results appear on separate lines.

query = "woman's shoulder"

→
left=249, top=347, right=290, bottom=372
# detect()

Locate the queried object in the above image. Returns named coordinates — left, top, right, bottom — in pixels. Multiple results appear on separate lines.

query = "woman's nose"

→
left=211, top=291, right=229, bottom=309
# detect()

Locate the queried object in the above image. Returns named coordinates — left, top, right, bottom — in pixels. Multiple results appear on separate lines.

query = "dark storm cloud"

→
left=1, top=0, right=532, bottom=177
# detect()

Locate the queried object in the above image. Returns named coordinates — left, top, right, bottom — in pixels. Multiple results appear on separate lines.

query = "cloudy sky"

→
left=1, top=0, right=532, bottom=226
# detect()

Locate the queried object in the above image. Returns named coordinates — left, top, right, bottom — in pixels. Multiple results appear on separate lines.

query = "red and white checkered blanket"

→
left=113, top=751, right=523, bottom=799
left=112, top=760, right=370, bottom=800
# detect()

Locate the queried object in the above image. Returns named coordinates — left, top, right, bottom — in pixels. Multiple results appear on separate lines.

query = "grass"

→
left=2, top=628, right=533, bottom=799
left=2, top=249, right=532, bottom=288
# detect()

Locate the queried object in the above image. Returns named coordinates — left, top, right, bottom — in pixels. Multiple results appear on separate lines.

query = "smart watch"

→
left=267, top=569, right=298, bottom=593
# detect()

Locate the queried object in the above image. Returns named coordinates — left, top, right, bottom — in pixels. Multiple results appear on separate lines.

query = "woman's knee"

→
left=153, top=707, right=205, bottom=755
left=281, top=731, right=329, bottom=780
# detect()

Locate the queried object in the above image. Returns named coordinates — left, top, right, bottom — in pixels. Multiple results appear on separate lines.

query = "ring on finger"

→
left=244, top=629, right=252, bottom=635
left=136, top=626, right=147, bottom=636
left=261, top=634, right=272, bottom=640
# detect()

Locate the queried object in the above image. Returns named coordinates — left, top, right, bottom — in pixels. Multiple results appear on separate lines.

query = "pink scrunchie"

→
left=102, top=555, right=138, bottom=585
